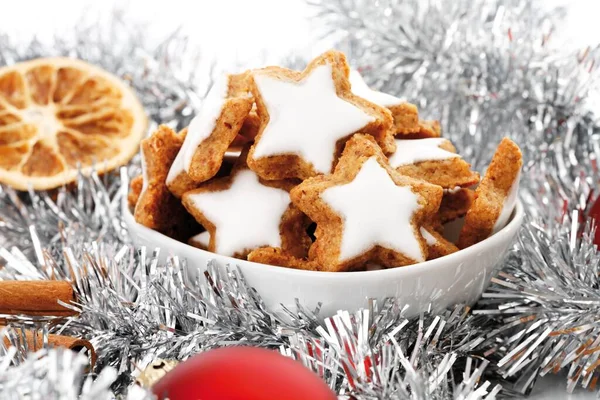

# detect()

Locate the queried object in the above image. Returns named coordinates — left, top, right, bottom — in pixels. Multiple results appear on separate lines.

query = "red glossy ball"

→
left=152, top=347, right=337, bottom=400
left=590, top=196, right=600, bottom=246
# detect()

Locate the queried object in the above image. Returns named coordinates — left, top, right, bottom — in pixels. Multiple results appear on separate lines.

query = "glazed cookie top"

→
left=291, top=134, right=442, bottom=271
left=252, top=65, right=372, bottom=173
left=167, top=75, right=230, bottom=185
left=184, top=169, right=290, bottom=257
left=388, top=138, right=459, bottom=167
left=321, top=156, right=424, bottom=261
left=166, top=73, right=252, bottom=191
left=248, top=50, right=394, bottom=180
left=388, top=137, right=479, bottom=189
left=349, top=69, right=404, bottom=107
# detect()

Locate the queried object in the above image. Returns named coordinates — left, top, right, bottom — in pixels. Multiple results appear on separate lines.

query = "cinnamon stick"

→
left=2, top=328, right=96, bottom=366
left=0, top=281, right=77, bottom=316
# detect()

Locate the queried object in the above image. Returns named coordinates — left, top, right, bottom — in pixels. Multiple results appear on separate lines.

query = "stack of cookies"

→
left=129, top=50, right=522, bottom=272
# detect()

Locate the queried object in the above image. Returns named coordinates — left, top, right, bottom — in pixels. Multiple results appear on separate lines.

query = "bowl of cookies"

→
left=124, top=50, right=524, bottom=317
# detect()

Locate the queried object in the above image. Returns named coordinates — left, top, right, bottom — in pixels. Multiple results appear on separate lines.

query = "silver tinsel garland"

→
left=313, top=0, right=599, bottom=170
left=0, top=325, right=154, bottom=400
left=2, top=0, right=600, bottom=398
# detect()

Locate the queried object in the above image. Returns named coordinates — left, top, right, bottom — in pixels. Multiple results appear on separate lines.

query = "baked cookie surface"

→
left=291, top=134, right=442, bottom=272
left=420, top=227, right=459, bottom=260
left=167, top=73, right=253, bottom=198
left=247, top=50, right=394, bottom=180
left=181, top=150, right=310, bottom=259
left=247, top=247, right=319, bottom=271
left=134, top=125, right=199, bottom=241
left=389, top=138, right=479, bottom=189
left=457, top=138, right=522, bottom=248
left=128, top=174, right=143, bottom=210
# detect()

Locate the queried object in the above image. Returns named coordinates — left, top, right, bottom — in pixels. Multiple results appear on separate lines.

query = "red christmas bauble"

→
left=152, top=347, right=337, bottom=400
left=590, top=196, right=600, bottom=246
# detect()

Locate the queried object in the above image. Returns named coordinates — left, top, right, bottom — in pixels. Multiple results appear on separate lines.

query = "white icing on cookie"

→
left=420, top=227, right=437, bottom=246
left=321, top=157, right=424, bottom=262
left=186, top=169, right=291, bottom=257
left=252, top=64, right=375, bottom=174
left=190, top=231, right=210, bottom=248
left=493, top=169, right=521, bottom=233
left=349, top=70, right=404, bottom=107
left=167, top=75, right=230, bottom=185
left=388, top=138, right=459, bottom=168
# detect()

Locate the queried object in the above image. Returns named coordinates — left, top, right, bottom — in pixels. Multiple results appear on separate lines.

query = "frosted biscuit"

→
left=128, top=175, right=143, bottom=210
left=420, top=227, right=459, bottom=260
left=247, top=247, right=319, bottom=271
left=290, top=134, right=442, bottom=272
left=188, top=231, right=210, bottom=250
left=388, top=138, right=479, bottom=189
left=167, top=73, right=253, bottom=198
left=134, top=125, right=200, bottom=241
left=457, top=138, right=522, bottom=249
left=181, top=150, right=311, bottom=259
left=247, top=50, right=395, bottom=181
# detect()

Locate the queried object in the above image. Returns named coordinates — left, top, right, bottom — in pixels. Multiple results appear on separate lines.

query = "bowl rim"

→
left=122, top=186, right=524, bottom=278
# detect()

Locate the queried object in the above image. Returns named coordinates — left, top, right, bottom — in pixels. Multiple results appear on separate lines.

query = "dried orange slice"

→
left=0, top=57, right=146, bottom=190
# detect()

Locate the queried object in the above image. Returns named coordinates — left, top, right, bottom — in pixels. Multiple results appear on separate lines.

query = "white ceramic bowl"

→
left=123, top=195, right=523, bottom=317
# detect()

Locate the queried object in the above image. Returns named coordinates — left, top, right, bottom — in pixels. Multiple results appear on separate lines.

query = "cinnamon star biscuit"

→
left=247, top=50, right=395, bottom=181
left=181, top=150, right=311, bottom=259
left=290, top=134, right=442, bottom=272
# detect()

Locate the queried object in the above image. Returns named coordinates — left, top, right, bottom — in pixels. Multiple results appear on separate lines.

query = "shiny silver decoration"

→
left=312, top=0, right=599, bottom=170
left=0, top=326, right=137, bottom=400
left=313, top=0, right=600, bottom=394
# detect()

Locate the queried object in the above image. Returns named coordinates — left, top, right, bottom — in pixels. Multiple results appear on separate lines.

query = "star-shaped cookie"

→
left=290, top=134, right=442, bottom=272
left=247, top=50, right=395, bottom=180
left=134, top=125, right=200, bottom=241
left=388, top=138, right=480, bottom=189
left=181, top=149, right=311, bottom=259
left=167, top=72, right=253, bottom=198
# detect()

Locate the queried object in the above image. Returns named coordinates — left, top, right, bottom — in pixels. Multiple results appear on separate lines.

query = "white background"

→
left=1, top=0, right=599, bottom=398
left=1, top=0, right=598, bottom=63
